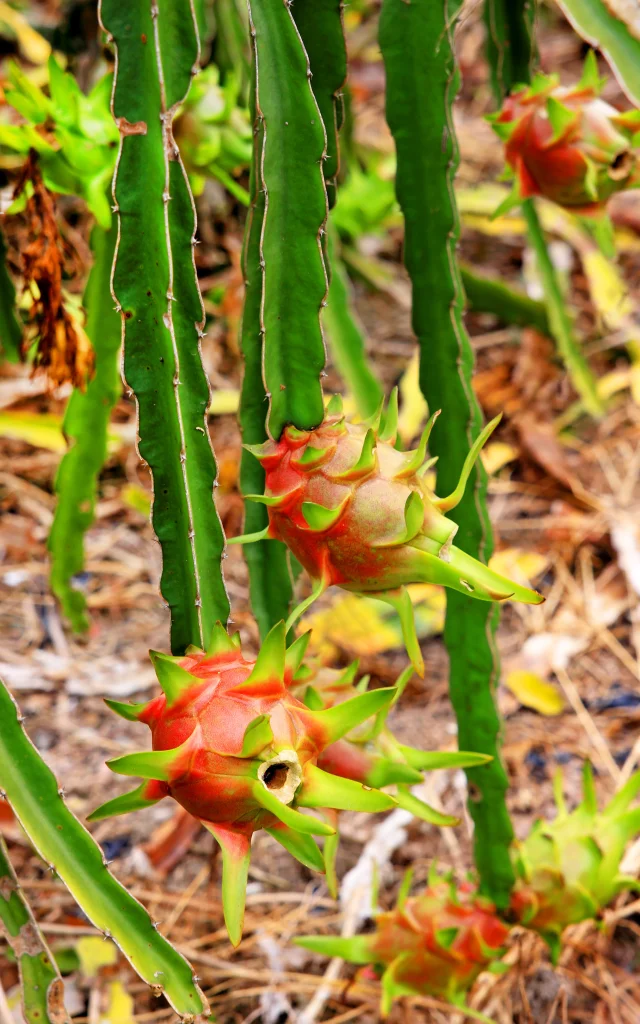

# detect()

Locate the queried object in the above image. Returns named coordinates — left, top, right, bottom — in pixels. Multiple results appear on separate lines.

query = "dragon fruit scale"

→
left=88, top=622, right=398, bottom=945
left=510, top=762, right=640, bottom=960
left=489, top=52, right=640, bottom=214
left=238, top=393, right=543, bottom=674
left=291, top=658, right=492, bottom=826
left=296, top=873, right=510, bottom=1014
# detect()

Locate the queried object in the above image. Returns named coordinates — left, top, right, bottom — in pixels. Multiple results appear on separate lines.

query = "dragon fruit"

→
left=236, top=393, right=543, bottom=674
left=88, top=622, right=398, bottom=945
left=510, top=762, right=640, bottom=960
left=296, top=872, right=509, bottom=1014
left=489, top=52, right=640, bottom=214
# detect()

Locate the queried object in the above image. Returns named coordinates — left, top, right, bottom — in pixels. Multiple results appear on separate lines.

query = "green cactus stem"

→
left=324, top=225, right=384, bottom=418
left=290, top=0, right=347, bottom=211
left=0, top=837, right=69, bottom=1024
left=247, top=0, right=328, bottom=438
left=0, top=228, right=21, bottom=362
left=379, top=0, right=516, bottom=906
left=48, top=221, right=120, bottom=633
left=484, top=0, right=534, bottom=105
left=238, top=47, right=294, bottom=639
left=460, top=264, right=550, bottom=335
left=555, top=0, right=640, bottom=107
left=0, top=677, right=209, bottom=1019
left=99, top=0, right=229, bottom=655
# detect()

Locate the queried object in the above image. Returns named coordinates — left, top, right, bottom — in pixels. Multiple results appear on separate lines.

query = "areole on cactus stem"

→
left=489, top=51, right=640, bottom=216
left=296, top=869, right=510, bottom=1015
left=232, top=392, right=543, bottom=674
left=89, top=622, right=399, bottom=945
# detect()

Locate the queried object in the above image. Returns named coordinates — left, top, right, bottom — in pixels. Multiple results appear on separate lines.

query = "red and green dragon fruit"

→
left=88, top=622, right=399, bottom=945
left=510, top=762, right=640, bottom=960
left=237, top=393, right=542, bottom=674
left=297, top=872, right=509, bottom=1014
left=489, top=52, right=640, bottom=215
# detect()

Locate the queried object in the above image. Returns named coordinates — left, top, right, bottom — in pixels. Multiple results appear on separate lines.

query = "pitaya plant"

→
left=489, top=52, right=640, bottom=215
left=510, top=763, right=640, bottom=960
left=296, top=872, right=510, bottom=1015
left=88, top=621, right=399, bottom=945
left=237, top=393, right=543, bottom=674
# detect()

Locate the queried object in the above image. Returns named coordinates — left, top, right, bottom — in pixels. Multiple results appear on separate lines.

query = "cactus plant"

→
left=237, top=394, right=542, bottom=676
left=510, top=763, right=640, bottom=960
left=0, top=837, right=69, bottom=1024
left=297, top=872, right=510, bottom=1015
left=100, top=0, right=229, bottom=654
left=0, top=678, right=209, bottom=1019
left=89, top=622, right=398, bottom=945
left=555, top=0, right=640, bottom=108
left=379, top=0, right=518, bottom=907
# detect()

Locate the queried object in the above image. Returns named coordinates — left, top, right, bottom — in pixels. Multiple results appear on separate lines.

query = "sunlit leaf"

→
left=504, top=669, right=565, bottom=716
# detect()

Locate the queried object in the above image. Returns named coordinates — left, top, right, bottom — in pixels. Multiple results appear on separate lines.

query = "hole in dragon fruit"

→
left=609, top=151, right=633, bottom=180
left=262, top=763, right=289, bottom=790
left=257, top=749, right=302, bottom=805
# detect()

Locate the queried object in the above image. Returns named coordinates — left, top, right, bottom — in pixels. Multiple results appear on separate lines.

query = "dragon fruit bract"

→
left=490, top=53, right=640, bottom=213
left=240, top=393, right=543, bottom=674
left=89, top=623, right=397, bottom=944
left=289, top=657, right=491, bottom=896
left=297, top=874, right=509, bottom=1014
left=510, top=762, right=640, bottom=959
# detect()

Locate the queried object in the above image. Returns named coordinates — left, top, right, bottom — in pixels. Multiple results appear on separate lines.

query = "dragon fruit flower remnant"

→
left=296, top=874, right=510, bottom=1014
left=89, top=622, right=399, bottom=945
left=489, top=52, right=640, bottom=214
left=240, top=392, right=543, bottom=675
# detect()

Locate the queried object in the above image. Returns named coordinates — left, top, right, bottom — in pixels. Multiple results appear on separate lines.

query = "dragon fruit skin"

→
left=240, top=394, right=543, bottom=674
left=296, top=877, right=510, bottom=1014
left=510, top=763, right=640, bottom=959
left=88, top=623, right=398, bottom=945
left=490, top=54, right=640, bottom=213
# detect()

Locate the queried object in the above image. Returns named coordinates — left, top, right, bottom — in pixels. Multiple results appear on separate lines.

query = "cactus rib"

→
left=484, top=0, right=534, bottom=105
left=0, top=678, right=209, bottom=1019
left=99, top=0, right=229, bottom=655
left=0, top=837, right=69, bottom=1024
left=290, top=0, right=347, bottom=211
left=379, top=0, right=516, bottom=905
left=247, top=0, right=328, bottom=438
left=238, top=38, right=294, bottom=638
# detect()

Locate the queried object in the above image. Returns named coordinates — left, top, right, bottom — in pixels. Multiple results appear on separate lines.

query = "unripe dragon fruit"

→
left=88, top=623, right=398, bottom=945
left=237, top=393, right=543, bottom=674
left=489, top=52, right=640, bottom=214
left=297, top=873, right=509, bottom=1014
left=510, top=762, right=640, bottom=960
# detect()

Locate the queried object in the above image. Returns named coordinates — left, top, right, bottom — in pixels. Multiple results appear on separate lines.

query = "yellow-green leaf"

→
left=101, top=982, right=136, bottom=1024
left=75, top=935, right=118, bottom=978
left=505, top=670, right=565, bottom=716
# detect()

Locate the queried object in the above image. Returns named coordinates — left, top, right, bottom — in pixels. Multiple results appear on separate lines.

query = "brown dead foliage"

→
left=14, top=150, right=93, bottom=390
